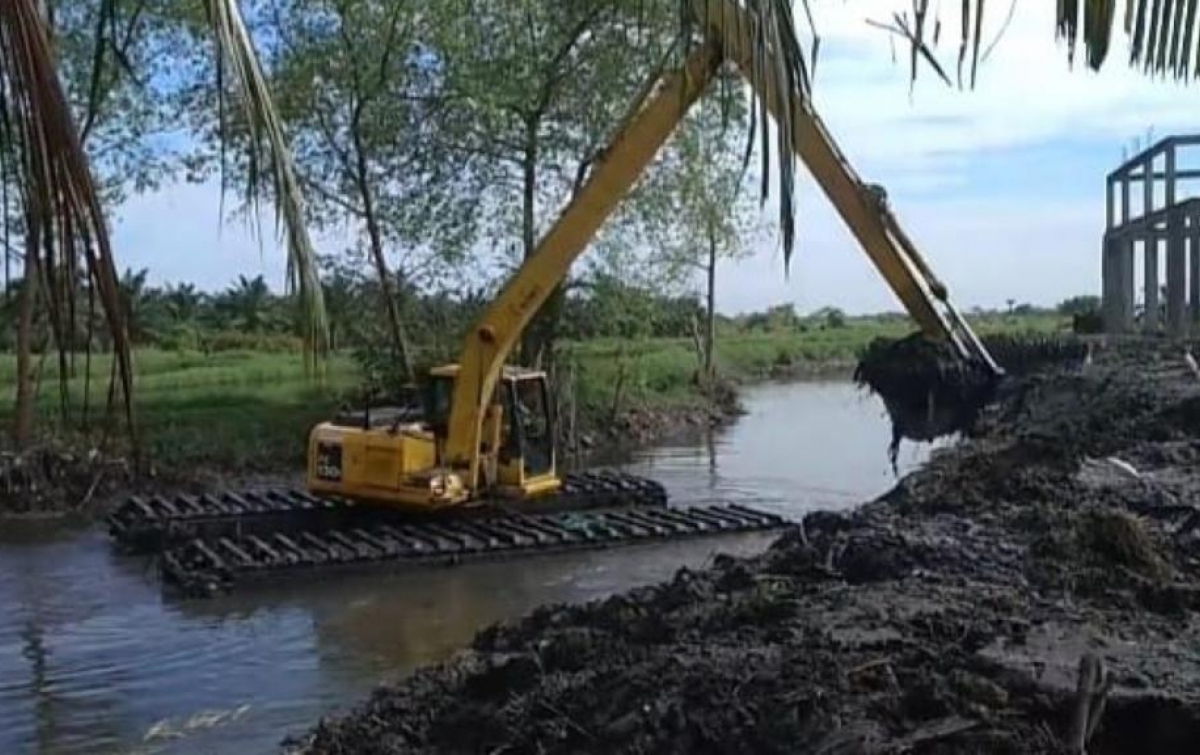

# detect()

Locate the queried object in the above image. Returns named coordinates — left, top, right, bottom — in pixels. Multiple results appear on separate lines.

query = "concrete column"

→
left=1119, top=179, right=1134, bottom=332
left=1120, top=236, right=1136, bottom=331
left=1144, top=158, right=1158, bottom=333
left=1191, top=213, right=1200, bottom=327
left=1145, top=156, right=1155, bottom=220
left=1106, top=178, right=1115, bottom=230
left=1121, top=174, right=1131, bottom=229
left=1102, top=234, right=1118, bottom=332
left=1145, top=237, right=1160, bottom=333
left=1167, top=211, right=1187, bottom=337
left=1165, top=148, right=1186, bottom=336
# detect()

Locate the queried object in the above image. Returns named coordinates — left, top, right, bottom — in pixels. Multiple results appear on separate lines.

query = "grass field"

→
left=0, top=350, right=360, bottom=470
left=562, top=311, right=1065, bottom=415
left=0, top=311, right=1071, bottom=473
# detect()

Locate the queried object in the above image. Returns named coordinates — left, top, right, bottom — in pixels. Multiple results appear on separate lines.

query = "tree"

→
left=253, top=0, right=484, bottom=385
left=818, top=307, right=846, bottom=329
left=164, top=283, right=204, bottom=325
left=118, top=267, right=154, bottom=344
left=650, top=93, right=764, bottom=378
left=0, top=0, right=332, bottom=449
left=1058, top=295, right=1101, bottom=317
left=219, top=274, right=275, bottom=333
left=430, top=0, right=710, bottom=366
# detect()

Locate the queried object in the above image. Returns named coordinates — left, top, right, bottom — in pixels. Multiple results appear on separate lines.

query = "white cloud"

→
left=807, top=1, right=1197, bottom=174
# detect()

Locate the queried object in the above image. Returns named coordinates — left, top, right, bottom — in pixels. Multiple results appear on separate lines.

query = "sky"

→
left=110, top=1, right=1200, bottom=316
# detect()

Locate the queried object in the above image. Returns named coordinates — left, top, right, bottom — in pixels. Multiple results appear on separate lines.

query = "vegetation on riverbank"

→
left=0, top=309, right=1068, bottom=484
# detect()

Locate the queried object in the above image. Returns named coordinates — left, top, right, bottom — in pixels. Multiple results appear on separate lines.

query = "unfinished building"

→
left=1103, top=135, right=1200, bottom=337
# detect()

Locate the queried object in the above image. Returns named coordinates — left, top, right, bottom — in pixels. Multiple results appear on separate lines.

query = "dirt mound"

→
left=290, top=344, right=1200, bottom=755
left=979, top=332, right=1090, bottom=376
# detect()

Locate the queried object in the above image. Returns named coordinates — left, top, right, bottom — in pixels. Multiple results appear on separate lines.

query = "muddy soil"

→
left=289, top=341, right=1200, bottom=755
left=0, top=445, right=134, bottom=518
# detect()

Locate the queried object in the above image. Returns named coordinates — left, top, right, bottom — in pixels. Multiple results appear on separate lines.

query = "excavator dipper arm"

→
left=691, top=0, right=999, bottom=375
left=444, top=1, right=998, bottom=487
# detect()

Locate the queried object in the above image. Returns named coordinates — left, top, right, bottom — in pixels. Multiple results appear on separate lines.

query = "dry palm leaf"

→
left=681, top=0, right=817, bottom=272
left=0, top=0, right=136, bottom=446
left=202, top=0, right=328, bottom=369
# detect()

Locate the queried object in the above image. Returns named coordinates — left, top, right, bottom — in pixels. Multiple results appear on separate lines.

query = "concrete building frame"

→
left=1102, top=135, right=1200, bottom=337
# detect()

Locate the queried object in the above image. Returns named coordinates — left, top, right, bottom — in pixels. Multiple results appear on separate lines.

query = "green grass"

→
left=563, top=311, right=1069, bottom=418
left=0, top=349, right=360, bottom=471
left=0, top=312, right=1071, bottom=474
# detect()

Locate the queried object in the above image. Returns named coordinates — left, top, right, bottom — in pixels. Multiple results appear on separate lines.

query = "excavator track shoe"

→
left=107, top=471, right=668, bottom=554
left=160, top=503, right=787, bottom=597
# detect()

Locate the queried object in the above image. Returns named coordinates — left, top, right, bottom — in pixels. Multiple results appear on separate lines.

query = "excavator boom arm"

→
left=444, top=1, right=997, bottom=484
left=442, top=44, right=723, bottom=480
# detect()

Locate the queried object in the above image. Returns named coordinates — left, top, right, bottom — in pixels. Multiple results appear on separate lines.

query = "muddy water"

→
left=0, top=380, right=937, bottom=755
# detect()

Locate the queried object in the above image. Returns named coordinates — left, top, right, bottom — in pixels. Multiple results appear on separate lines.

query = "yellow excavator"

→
left=109, top=0, right=999, bottom=595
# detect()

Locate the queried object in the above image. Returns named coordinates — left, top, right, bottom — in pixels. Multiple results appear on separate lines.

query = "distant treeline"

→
left=0, top=264, right=1094, bottom=358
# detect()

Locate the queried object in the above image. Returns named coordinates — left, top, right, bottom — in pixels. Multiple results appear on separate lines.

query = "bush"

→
left=1058, top=295, right=1102, bottom=317
left=158, top=324, right=202, bottom=352
left=1072, top=310, right=1105, bottom=334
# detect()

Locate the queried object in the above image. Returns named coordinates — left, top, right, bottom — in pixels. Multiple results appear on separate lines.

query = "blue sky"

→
left=111, top=2, right=1199, bottom=315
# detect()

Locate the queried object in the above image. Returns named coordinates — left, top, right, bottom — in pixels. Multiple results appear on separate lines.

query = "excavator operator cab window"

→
left=425, top=374, right=454, bottom=438
left=508, top=375, right=553, bottom=477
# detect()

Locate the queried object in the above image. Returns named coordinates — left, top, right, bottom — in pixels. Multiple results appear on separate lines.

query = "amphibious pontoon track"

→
left=161, top=503, right=788, bottom=597
left=107, top=470, right=669, bottom=553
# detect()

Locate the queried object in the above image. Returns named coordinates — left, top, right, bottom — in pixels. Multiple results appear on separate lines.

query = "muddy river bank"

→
left=0, top=379, right=922, bottom=755
left=297, top=343, right=1200, bottom=755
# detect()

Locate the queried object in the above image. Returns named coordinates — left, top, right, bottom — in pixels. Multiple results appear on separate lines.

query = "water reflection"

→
left=0, top=379, right=934, bottom=755
left=622, top=379, right=936, bottom=518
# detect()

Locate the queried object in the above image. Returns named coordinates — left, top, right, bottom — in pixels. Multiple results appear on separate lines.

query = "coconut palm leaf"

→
left=902, top=2, right=1200, bottom=83
left=0, top=0, right=136, bottom=444
left=201, top=0, right=328, bottom=369
left=682, top=0, right=817, bottom=271
left=1069, top=0, right=1200, bottom=77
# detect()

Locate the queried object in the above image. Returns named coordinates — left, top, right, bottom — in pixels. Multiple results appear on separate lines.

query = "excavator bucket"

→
left=855, top=333, right=1001, bottom=467
left=855, top=331, right=1092, bottom=468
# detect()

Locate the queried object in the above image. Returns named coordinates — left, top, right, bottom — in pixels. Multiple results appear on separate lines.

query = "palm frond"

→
left=0, top=0, right=136, bottom=444
left=875, top=1, right=1200, bottom=93
left=684, top=0, right=816, bottom=272
left=1049, top=1, right=1200, bottom=79
left=202, top=0, right=328, bottom=369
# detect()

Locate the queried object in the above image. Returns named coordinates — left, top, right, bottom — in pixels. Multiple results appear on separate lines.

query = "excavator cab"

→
left=426, top=365, right=558, bottom=499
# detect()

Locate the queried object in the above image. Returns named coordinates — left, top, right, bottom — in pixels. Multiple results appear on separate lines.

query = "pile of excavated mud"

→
left=290, top=341, right=1200, bottom=755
